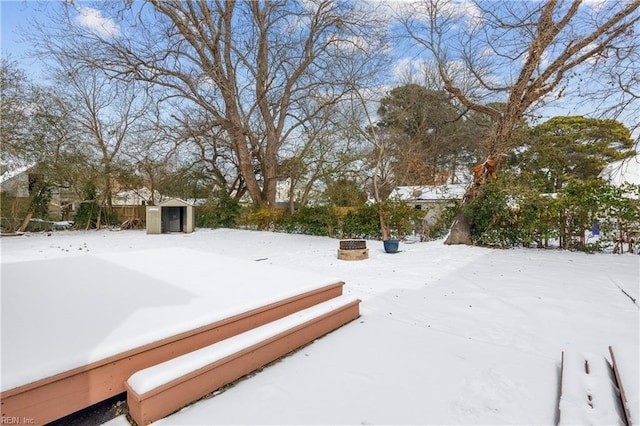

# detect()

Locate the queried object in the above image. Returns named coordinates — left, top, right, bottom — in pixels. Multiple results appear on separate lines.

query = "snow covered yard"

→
left=1, top=228, right=638, bottom=425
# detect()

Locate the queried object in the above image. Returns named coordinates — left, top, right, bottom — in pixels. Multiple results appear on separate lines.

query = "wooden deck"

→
left=0, top=281, right=349, bottom=425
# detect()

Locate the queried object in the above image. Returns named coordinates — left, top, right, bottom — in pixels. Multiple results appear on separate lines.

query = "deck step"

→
left=558, top=351, right=628, bottom=425
left=125, top=295, right=361, bottom=425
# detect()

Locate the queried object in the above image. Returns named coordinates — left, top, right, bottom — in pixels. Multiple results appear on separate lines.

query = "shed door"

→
left=167, top=207, right=183, bottom=232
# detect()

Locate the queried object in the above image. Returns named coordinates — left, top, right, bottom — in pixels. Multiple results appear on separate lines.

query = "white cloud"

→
left=329, top=34, right=377, bottom=55
left=75, top=7, right=120, bottom=38
left=363, top=0, right=413, bottom=19
left=449, top=0, right=482, bottom=19
left=392, top=57, right=423, bottom=82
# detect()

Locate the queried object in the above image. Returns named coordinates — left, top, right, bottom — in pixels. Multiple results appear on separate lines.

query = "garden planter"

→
left=383, top=239, right=399, bottom=253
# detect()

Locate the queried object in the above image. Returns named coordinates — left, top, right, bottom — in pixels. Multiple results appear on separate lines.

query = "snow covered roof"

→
left=159, top=197, right=195, bottom=207
left=113, top=188, right=207, bottom=207
left=390, top=184, right=467, bottom=202
left=599, top=154, right=640, bottom=186
left=0, top=163, right=36, bottom=184
left=113, top=187, right=164, bottom=206
left=184, top=198, right=207, bottom=206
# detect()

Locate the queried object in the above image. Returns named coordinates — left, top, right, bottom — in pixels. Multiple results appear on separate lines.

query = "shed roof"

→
left=158, top=198, right=195, bottom=207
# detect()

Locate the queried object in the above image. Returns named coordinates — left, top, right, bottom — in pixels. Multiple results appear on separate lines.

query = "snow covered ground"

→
left=1, top=228, right=638, bottom=425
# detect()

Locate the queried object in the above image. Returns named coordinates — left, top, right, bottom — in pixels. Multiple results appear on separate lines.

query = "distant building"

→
left=112, top=187, right=165, bottom=206
left=0, top=164, right=34, bottom=198
left=0, top=164, right=78, bottom=221
left=146, top=198, right=195, bottom=234
left=599, top=153, right=640, bottom=199
left=391, top=183, right=466, bottom=223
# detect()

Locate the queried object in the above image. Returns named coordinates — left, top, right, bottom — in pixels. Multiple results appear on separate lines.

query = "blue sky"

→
left=2, top=2, right=28, bottom=53
left=1, top=1, right=45, bottom=75
left=1, top=0, right=637, bottom=139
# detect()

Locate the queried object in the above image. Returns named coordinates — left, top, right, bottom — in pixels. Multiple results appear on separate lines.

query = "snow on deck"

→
left=127, top=295, right=358, bottom=395
left=0, top=247, right=339, bottom=391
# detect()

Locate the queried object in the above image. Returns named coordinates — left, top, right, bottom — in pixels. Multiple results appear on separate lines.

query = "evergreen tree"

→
left=518, top=116, right=635, bottom=192
left=376, top=84, right=480, bottom=185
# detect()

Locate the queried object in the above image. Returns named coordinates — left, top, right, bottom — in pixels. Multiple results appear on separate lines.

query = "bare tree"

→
left=401, top=0, right=640, bottom=244
left=170, top=107, right=249, bottom=200
left=52, top=64, right=150, bottom=225
left=576, top=12, right=640, bottom=136
left=120, top=104, right=181, bottom=206
left=33, top=1, right=387, bottom=208
left=1, top=60, right=92, bottom=230
left=1, top=58, right=35, bottom=166
left=274, top=96, right=372, bottom=212
left=342, top=85, right=398, bottom=240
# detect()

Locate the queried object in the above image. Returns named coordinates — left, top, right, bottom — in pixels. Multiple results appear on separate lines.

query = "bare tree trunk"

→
left=18, top=211, right=33, bottom=233
left=288, top=177, right=296, bottom=214
left=85, top=203, right=94, bottom=230
left=95, top=204, right=103, bottom=230
left=444, top=185, right=475, bottom=245
left=445, top=129, right=504, bottom=245
left=379, top=208, right=391, bottom=241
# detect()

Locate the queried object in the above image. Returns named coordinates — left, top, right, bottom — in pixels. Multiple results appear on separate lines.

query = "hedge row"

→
left=195, top=197, right=438, bottom=241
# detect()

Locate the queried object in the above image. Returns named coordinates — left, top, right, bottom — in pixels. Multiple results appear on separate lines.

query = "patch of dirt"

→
left=45, top=393, right=130, bottom=426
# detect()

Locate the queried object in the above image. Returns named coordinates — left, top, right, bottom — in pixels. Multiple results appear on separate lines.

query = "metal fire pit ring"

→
left=339, top=239, right=367, bottom=250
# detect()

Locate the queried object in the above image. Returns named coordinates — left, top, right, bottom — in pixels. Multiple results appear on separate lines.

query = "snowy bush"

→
left=465, top=177, right=639, bottom=251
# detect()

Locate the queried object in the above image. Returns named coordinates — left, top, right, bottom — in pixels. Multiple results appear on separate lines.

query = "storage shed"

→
left=146, top=198, right=195, bottom=234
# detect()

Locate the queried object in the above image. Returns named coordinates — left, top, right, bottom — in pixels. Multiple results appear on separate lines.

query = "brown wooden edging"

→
left=558, top=350, right=630, bottom=426
left=609, top=346, right=632, bottom=426
left=126, top=298, right=361, bottom=425
left=0, top=281, right=345, bottom=425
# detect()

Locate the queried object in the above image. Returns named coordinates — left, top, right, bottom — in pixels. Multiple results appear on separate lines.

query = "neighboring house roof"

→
left=113, top=187, right=164, bottom=206
left=183, top=198, right=207, bottom=206
left=599, top=154, right=640, bottom=186
left=1, top=164, right=37, bottom=198
left=390, top=184, right=468, bottom=202
left=0, top=163, right=36, bottom=185
left=111, top=188, right=208, bottom=207
left=600, top=154, right=640, bottom=200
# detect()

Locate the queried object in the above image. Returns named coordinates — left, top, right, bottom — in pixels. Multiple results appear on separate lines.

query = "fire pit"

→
left=337, top=239, right=368, bottom=260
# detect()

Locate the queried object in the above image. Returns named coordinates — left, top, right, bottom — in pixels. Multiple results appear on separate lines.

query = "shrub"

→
left=0, top=195, right=30, bottom=232
left=73, top=183, right=119, bottom=229
left=275, top=206, right=340, bottom=236
left=195, top=191, right=241, bottom=228
left=429, top=200, right=459, bottom=240
left=340, top=204, right=381, bottom=239
left=465, top=181, right=520, bottom=247
left=237, top=205, right=285, bottom=230
left=465, top=176, right=639, bottom=251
